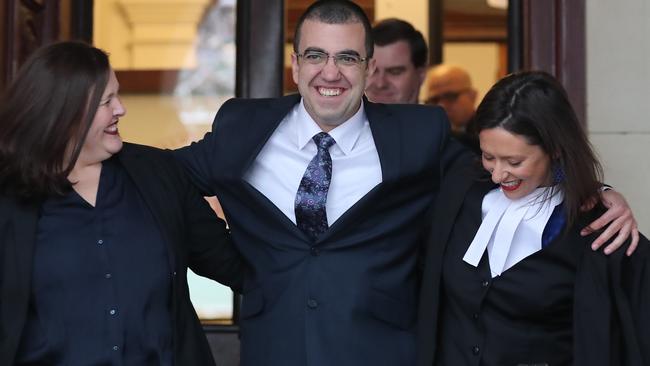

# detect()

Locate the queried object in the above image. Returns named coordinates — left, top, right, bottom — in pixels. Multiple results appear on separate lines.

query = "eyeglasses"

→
left=295, top=50, right=368, bottom=68
left=425, top=89, right=470, bottom=105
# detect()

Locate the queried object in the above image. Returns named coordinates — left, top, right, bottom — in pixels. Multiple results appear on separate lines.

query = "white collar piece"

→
left=463, top=187, right=564, bottom=278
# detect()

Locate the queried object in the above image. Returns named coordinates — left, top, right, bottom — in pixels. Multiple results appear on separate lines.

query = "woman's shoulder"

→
left=119, top=142, right=177, bottom=166
left=117, top=143, right=187, bottom=182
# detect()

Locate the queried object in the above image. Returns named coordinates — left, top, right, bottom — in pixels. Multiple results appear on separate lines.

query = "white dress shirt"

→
left=463, top=187, right=564, bottom=278
left=244, top=98, right=382, bottom=226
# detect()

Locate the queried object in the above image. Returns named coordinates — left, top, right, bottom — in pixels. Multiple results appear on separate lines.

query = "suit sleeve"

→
left=441, top=136, right=477, bottom=177
left=172, top=155, right=245, bottom=293
left=574, top=228, right=650, bottom=365
left=172, top=99, right=237, bottom=196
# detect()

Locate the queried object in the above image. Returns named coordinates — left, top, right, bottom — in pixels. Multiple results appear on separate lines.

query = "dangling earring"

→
left=553, top=162, right=565, bottom=184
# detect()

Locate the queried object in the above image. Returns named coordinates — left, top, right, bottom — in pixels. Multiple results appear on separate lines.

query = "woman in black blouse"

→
left=417, top=71, right=649, bottom=366
left=0, top=41, right=243, bottom=365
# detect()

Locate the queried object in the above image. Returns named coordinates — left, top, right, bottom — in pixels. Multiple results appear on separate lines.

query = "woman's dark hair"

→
left=0, top=41, right=110, bottom=200
left=475, top=70, right=603, bottom=227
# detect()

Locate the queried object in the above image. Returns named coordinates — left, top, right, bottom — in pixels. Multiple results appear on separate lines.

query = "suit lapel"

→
left=229, top=97, right=401, bottom=244
left=0, top=197, right=38, bottom=357
left=429, top=165, right=491, bottom=263
left=117, top=144, right=177, bottom=270
left=14, top=205, right=38, bottom=277
left=237, top=95, right=309, bottom=237
left=364, top=100, right=401, bottom=184
left=317, top=101, right=401, bottom=243
left=11, top=199, right=39, bottom=295
left=233, top=94, right=302, bottom=178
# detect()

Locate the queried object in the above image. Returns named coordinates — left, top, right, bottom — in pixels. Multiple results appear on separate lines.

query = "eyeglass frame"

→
left=294, top=49, right=369, bottom=68
left=424, top=88, right=471, bottom=105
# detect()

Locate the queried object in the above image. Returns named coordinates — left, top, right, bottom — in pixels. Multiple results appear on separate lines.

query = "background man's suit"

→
left=175, top=94, right=452, bottom=366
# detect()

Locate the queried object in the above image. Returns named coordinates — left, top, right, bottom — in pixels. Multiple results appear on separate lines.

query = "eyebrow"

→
left=385, top=66, right=407, bottom=72
left=303, top=47, right=326, bottom=54
left=483, top=152, right=525, bottom=160
left=337, top=49, right=361, bottom=57
left=303, top=47, right=361, bottom=57
left=101, top=91, right=115, bottom=101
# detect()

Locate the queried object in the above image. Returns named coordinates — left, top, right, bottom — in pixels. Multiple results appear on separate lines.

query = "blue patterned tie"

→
left=295, top=132, right=336, bottom=241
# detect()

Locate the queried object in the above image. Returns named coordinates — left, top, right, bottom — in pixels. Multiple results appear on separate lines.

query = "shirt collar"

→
left=463, top=186, right=564, bottom=277
left=294, top=98, right=367, bottom=155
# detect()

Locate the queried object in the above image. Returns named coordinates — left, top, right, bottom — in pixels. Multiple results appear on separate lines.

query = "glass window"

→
left=94, top=0, right=237, bottom=322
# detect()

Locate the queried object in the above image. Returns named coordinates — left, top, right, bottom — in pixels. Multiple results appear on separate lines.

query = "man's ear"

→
left=366, top=58, right=377, bottom=78
left=468, top=88, right=478, bottom=104
left=417, top=66, right=427, bottom=87
left=291, top=52, right=300, bottom=85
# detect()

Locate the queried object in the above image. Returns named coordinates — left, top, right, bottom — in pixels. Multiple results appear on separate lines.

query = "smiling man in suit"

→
left=173, top=0, right=642, bottom=365
left=174, top=1, right=453, bottom=365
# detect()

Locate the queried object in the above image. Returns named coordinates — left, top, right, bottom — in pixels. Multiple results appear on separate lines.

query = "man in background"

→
left=365, top=18, right=428, bottom=104
left=424, top=64, right=479, bottom=151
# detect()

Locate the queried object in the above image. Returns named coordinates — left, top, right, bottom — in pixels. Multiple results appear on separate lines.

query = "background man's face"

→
left=292, top=20, right=375, bottom=131
left=426, top=76, right=476, bottom=131
left=365, top=40, right=425, bottom=104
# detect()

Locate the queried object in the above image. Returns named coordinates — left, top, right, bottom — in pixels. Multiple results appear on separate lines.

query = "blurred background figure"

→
left=424, top=64, right=480, bottom=152
left=174, top=0, right=236, bottom=97
left=365, top=18, right=428, bottom=104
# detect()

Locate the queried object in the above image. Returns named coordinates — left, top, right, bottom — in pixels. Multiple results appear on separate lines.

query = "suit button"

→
left=310, top=247, right=320, bottom=256
left=472, top=313, right=479, bottom=320
left=472, top=345, right=480, bottom=355
left=481, top=280, right=490, bottom=288
left=307, top=298, right=318, bottom=309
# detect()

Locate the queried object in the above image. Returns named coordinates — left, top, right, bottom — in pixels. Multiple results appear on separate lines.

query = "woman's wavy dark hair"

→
left=0, top=41, right=110, bottom=201
left=475, top=71, right=603, bottom=227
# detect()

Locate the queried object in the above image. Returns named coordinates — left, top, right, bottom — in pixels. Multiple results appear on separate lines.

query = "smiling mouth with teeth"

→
left=104, top=122, right=119, bottom=136
left=318, top=87, right=342, bottom=97
left=501, top=180, right=521, bottom=191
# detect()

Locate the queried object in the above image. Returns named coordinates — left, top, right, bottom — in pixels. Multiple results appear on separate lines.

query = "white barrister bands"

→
left=463, top=186, right=564, bottom=278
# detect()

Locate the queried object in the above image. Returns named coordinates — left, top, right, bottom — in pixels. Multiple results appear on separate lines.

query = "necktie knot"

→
left=313, top=132, right=335, bottom=152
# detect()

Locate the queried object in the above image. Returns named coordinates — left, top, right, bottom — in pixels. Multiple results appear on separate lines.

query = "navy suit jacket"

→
left=175, top=94, right=453, bottom=366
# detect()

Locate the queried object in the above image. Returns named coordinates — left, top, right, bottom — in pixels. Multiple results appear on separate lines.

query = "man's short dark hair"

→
left=372, top=18, right=427, bottom=68
left=293, top=0, right=374, bottom=58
